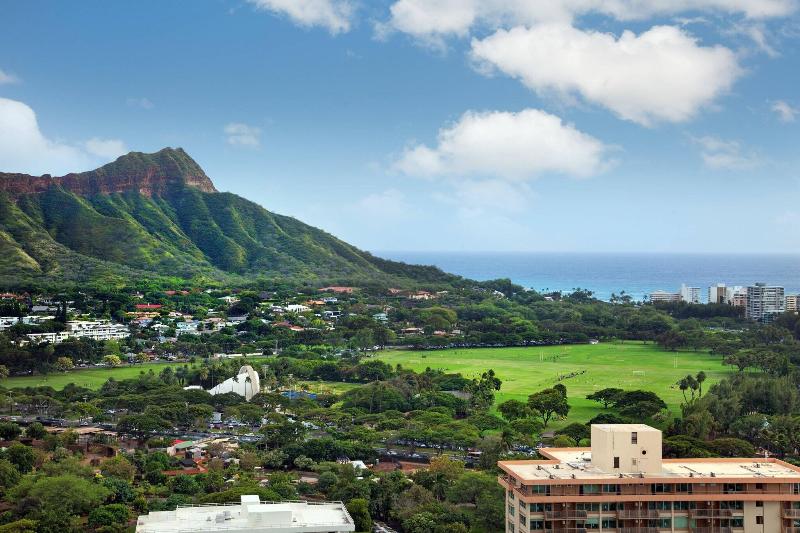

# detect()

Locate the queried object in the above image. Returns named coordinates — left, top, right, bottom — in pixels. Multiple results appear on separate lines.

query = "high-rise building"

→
left=746, top=283, right=785, bottom=323
left=729, top=286, right=747, bottom=308
left=786, top=295, right=800, bottom=313
left=499, top=424, right=800, bottom=533
left=708, top=284, right=728, bottom=305
left=649, top=290, right=681, bottom=303
left=680, top=284, right=701, bottom=304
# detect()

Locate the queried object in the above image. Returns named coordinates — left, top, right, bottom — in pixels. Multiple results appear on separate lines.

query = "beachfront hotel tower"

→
left=499, top=424, right=800, bottom=533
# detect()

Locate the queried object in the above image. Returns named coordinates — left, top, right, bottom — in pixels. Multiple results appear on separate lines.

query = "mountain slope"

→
left=0, top=148, right=451, bottom=287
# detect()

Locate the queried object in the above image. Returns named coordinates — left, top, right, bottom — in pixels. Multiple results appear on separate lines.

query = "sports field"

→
left=375, top=342, right=733, bottom=427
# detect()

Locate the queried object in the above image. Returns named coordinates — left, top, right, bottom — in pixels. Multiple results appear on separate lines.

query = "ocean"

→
left=376, top=252, right=800, bottom=302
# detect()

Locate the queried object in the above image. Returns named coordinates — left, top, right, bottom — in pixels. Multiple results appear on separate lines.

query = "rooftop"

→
left=136, top=496, right=355, bottom=533
left=500, top=448, right=800, bottom=483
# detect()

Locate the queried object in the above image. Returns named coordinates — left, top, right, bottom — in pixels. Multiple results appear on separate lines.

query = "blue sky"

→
left=1, top=0, right=799, bottom=253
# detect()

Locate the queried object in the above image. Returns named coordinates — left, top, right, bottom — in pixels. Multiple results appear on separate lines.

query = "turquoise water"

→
left=377, top=252, right=800, bottom=302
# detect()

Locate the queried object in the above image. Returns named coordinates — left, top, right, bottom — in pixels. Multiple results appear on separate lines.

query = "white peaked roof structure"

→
left=135, top=496, right=355, bottom=532
left=207, top=365, right=260, bottom=401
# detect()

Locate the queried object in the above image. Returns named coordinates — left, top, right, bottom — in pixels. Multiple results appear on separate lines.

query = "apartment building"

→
left=499, top=424, right=800, bottom=533
left=680, top=285, right=702, bottom=304
left=650, top=291, right=682, bottom=303
left=786, top=295, right=799, bottom=313
left=26, top=320, right=129, bottom=344
left=746, top=284, right=785, bottom=323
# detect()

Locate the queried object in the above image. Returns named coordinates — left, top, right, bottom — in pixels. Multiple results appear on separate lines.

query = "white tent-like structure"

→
left=207, top=365, right=261, bottom=401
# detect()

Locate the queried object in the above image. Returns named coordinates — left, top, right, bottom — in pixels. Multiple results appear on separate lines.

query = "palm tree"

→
left=696, top=371, right=707, bottom=397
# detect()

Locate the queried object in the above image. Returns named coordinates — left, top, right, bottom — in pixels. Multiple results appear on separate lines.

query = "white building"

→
left=649, top=290, right=681, bottom=303
left=786, top=294, right=800, bottom=313
left=135, top=496, right=355, bottom=533
left=708, top=283, right=727, bottom=304
left=67, top=320, right=130, bottom=341
left=207, top=365, right=261, bottom=401
left=26, top=320, right=129, bottom=344
left=680, top=284, right=701, bottom=304
left=746, top=283, right=785, bottom=323
left=286, top=304, right=310, bottom=313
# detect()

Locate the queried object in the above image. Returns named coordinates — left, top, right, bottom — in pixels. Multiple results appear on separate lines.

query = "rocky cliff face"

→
left=0, top=147, right=217, bottom=197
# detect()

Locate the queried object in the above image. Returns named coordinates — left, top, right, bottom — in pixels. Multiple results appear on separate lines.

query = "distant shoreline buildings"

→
left=650, top=282, right=794, bottom=323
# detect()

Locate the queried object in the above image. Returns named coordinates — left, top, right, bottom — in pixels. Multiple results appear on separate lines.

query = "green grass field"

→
left=2, top=362, right=199, bottom=390
left=375, top=342, right=734, bottom=427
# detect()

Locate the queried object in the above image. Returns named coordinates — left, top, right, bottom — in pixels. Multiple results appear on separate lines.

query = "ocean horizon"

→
left=376, top=251, right=800, bottom=302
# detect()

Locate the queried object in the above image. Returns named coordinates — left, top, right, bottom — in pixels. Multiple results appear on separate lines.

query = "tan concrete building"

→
left=499, top=424, right=800, bottom=533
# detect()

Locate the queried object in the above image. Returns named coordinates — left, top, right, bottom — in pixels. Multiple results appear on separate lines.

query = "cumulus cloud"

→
left=471, top=24, right=741, bottom=126
left=692, top=135, right=761, bottom=169
left=247, top=0, right=354, bottom=34
left=84, top=138, right=128, bottom=159
left=382, top=0, right=797, bottom=40
left=0, top=97, right=126, bottom=175
left=395, top=109, right=610, bottom=180
left=0, top=68, right=19, bottom=85
left=771, top=99, right=798, bottom=122
left=224, top=123, right=262, bottom=147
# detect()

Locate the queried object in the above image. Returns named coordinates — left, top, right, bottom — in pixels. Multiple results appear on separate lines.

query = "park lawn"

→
left=374, top=342, right=734, bottom=428
left=2, top=358, right=274, bottom=391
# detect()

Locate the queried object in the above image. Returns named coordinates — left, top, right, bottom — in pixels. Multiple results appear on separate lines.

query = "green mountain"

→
left=0, top=148, right=450, bottom=288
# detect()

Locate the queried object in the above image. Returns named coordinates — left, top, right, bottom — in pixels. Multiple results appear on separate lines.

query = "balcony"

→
left=693, top=528, right=732, bottom=533
left=617, top=509, right=660, bottom=519
left=783, top=509, right=800, bottom=518
left=618, top=528, right=659, bottom=533
left=544, top=511, right=588, bottom=520
left=783, top=528, right=800, bottom=533
left=690, top=509, right=734, bottom=518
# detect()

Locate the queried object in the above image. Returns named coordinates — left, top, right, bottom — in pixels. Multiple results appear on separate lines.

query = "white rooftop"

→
left=501, top=448, right=800, bottom=482
left=135, top=496, right=355, bottom=533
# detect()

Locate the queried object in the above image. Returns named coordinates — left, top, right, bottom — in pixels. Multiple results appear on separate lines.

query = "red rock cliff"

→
left=0, top=147, right=218, bottom=197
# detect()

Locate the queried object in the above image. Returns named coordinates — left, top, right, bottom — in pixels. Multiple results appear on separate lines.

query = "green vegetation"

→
left=0, top=148, right=454, bottom=287
left=376, top=342, right=733, bottom=425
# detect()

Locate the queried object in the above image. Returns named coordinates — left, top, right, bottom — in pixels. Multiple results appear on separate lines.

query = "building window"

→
left=529, top=520, right=545, bottom=530
left=602, top=484, right=620, bottom=494
left=530, top=485, right=550, bottom=495
left=508, top=490, right=514, bottom=500
left=581, top=484, right=601, bottom=495
left=755, top=501, right=763, bottom=507
left=530, top=503, right=551, bottom=513
left=676, top=483, right=693, bottom=493
left=631, top=432, right=638, bottom=444
left=613, top=457, right=620, bottom=468
left=756, top=516, right=764, bottom=525
left=732, top=518, right=744, bottom=528
left=519, top=515, right=527, bottom=526
left=674, top=501, right=690, bottom=511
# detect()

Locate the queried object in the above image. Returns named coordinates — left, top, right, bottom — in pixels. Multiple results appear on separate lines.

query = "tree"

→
left=346, top=498, right=372, bottom=533
left=403, top=512, right=437, bottom=533
left=586, top=388, right=623, bottom=409
left=0, top=422, right=21, bottom=440
left=4, top=443, right=35, bottom=473
left=100, top=455, right=136, bottom=481
left=0, top=365, right=9, bottom=380
left=527, top=388, right=570, bottom=428
left=0, top=459, right=21, bottom=495
left=498, top=399, right=530, bottom=421
left=55, top=357, right=74, bottom=373
left=7, top=474, right=110, bottom=516
left=25, top=422, right=46, bottom=440
left=87, top=504, right=129, bottom=529
left=102, top=354, right=122, bottom=367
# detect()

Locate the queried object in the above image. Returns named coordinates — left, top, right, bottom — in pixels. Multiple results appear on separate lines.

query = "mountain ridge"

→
left=0, top=148, right=453, bottom=288
left=0, top=148, right=217, bottom=198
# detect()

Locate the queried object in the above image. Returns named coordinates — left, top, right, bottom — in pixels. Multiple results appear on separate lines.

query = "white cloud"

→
left=224, top=122, right=262, bottom=147
left=247, top=0, right=354, bottom=34
left=382, top=0, right=797, bottom=40
left=0, top=68, right=19, bottom=85
left=692, top=135, right=760, bottom=169
left=771, top=99, right=798, bottom=122
left=84, top=138, right=128, bottom=159
left=395, top=109, right=610, bottom=180
left=0, top=97, right=126, bottom=175
left=358, top=189, right=410, bottom=218
left=471, top=24, right=741, bottom=126
left=126, top=97, right=154, bottom=110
